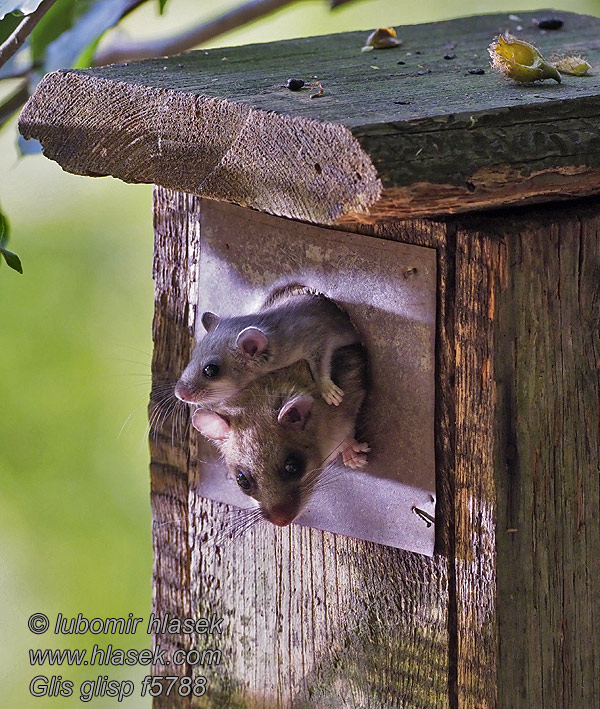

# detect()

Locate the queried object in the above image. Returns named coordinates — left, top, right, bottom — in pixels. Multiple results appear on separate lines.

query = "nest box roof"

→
left=19, top=10, right=600, bottom=224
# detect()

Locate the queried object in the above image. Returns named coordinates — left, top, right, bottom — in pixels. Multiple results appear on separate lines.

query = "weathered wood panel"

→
left=452, top=228, right=503, bottom=708
left=151, top=189, right=452, bottom=708
left=150, top=188, right=201, bottom=709
left=19, top=12, right=600, bottom=223
left=487, top=202, right=600, bottom=708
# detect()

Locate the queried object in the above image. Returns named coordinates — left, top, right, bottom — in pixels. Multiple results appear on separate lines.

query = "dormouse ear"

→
left=201, top=312, right=220, bottom=332
left=278, top=394, right=314, bottom=430
left=236, top=327, right=268, bottom=358
left=192, top=409, right=230, bottom=441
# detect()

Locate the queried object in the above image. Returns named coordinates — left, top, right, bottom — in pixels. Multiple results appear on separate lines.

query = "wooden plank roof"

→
left=19, top=10, right=600, bottom=223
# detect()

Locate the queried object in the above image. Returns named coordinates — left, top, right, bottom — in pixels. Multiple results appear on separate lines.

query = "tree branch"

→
left=0, top=0, right=59, bottom=70
left=95, top=0, right=306, bottom=66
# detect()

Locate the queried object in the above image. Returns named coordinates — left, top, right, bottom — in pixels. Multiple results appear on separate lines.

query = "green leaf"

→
left=0, top=209, right=23, bottom=273
left=157, top=0, right=168, bottom=14
left=0, top=244, right=23, bottom=272
left=0, top=11, right=21, bottom=43
left=73, top=33, right=101, bottom=69
left=0, top=208, right=9, bottom=241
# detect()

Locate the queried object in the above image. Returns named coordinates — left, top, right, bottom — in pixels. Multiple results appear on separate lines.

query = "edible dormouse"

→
left=192, top=344, right=370, bottom=527
left=175, top=285, right=360, bottom=408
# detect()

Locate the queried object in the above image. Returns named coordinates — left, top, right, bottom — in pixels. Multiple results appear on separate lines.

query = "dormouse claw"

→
left=342, top=439, right=370, bottom=469
left=321, top=377, right=344, bottom=406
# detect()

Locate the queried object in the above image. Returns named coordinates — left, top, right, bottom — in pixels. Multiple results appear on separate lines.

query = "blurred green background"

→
left=1, top=0, right=597, bottom=706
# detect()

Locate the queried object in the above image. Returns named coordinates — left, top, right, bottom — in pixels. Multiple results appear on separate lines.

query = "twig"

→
left=95, top=0, right=298, bottom=65
left=94, top=0, right=356, bottom=66
left=0, top=0, right=59, bottom=70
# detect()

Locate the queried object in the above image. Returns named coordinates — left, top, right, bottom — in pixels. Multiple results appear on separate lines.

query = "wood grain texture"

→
left=452, top=227, right=503, bottom=708
left=150, top=188, right=201, bottom=708
left=488, top=202, right=600, bottom=708
left=151, top=190, right=452, bottom=708
left=18, top=11, right=600, bottom=223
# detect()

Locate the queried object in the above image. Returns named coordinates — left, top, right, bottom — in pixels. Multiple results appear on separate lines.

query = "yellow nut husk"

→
left=489, top=33, right=561, bottom=83
left=552, top=54, right=592, bottom=76
left=365, top=27, right=402, bottom=49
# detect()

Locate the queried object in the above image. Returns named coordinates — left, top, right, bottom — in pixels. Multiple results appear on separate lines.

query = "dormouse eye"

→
left=203, top=363, right=220, bottom=378
left=281, top=454, right=304, bottom=480
left=236, top=471, right=252, bottom=491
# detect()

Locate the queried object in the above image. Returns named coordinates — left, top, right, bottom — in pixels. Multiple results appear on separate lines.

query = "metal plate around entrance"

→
left=192, top=199, right=437, bottom=556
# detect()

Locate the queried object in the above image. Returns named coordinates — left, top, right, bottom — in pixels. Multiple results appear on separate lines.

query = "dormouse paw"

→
left=342, top=439, right=371, bottom=469
left=320, top=377, right=344, bottom=406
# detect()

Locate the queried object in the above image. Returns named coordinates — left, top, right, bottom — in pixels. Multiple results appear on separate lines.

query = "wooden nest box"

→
left=20, top=10, right=599, bottom=708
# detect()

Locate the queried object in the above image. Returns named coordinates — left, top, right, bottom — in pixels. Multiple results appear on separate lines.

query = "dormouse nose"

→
left=174, top=381, right=196, bottom=403
left=265, top=503, right=297, bottom=527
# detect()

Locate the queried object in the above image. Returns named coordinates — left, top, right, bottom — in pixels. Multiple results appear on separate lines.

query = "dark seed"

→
left=534, top=17, right=563, bottom=30
left=469, top=68, right=485, bottom=75
left=286, top=78, right=305, bottom=91
left=397, top=61, right=406, bottom=65
left=393, top=100, right=411, bottom=104
left=444, top=53, right=456, bottom=60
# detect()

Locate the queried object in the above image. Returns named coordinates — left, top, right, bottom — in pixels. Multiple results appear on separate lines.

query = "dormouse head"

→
left=191, top=392, right=321, bottom=527
left=174, top=311, right=270, bottom=406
